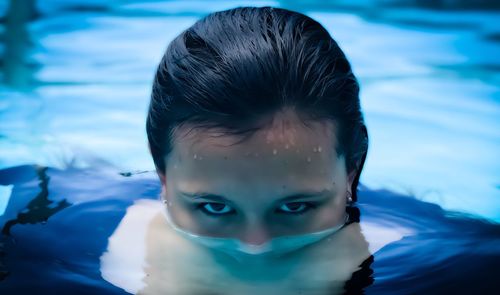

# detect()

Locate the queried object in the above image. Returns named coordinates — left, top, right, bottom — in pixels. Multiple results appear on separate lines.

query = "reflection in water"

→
left=1, top=166, right=71, bottom=236
left=0, top=165, right=70, bottom=282
left=3, top=0, right=37, bottom=89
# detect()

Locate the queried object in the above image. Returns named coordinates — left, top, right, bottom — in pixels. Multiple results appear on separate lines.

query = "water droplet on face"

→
left=273, top=149, right=278, bottom=155
left=193, top=154, right=197, bottom=159
left=318, top=146, right=322, bottom=152
left=306, top=156, right=311, bottom=163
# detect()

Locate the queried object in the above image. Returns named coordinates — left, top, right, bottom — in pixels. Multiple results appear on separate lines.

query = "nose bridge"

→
left=239, top=214, right=271, bottom=245
left=233, top=184, right=277, bottom=245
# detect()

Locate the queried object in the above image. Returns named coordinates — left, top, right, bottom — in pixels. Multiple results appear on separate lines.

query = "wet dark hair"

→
left=146, top=6, right=369, bottom=202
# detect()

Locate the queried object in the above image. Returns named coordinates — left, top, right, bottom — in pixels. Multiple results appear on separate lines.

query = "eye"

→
left=277, top=202, right=315, bottom=214
left=198, top=202, right=234, bottom=216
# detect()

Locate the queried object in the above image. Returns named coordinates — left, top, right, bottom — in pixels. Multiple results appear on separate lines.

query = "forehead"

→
left=166, top=110, right=341, bottom=192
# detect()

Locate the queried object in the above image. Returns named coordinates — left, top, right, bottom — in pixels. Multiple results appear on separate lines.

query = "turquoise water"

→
left=1, top=1, right=500, bottom=294
left=1, top=1, right=499, bottom=221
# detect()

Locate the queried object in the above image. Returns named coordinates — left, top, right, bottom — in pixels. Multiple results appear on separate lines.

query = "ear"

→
left=156, top=169, right=167, bottom=198
left=346, top=168, right=357, bottom=194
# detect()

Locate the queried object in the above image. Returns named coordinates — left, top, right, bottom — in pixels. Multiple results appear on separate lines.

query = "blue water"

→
left=1, top=1, right=499, bottom=221
left=1, top=1, right=500, bottom=294
left=1, top=164, right=499, bottom=294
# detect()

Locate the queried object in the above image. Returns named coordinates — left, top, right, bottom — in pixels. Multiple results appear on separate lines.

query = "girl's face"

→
left=159, top=109, right=356, bottom=245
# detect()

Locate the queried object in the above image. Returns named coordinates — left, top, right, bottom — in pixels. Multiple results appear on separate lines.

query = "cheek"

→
left=317, top=194, right=347, bottom=225
left=164, top=199, right=199, bottom=231
left=162, top=182, right=192, bottom=226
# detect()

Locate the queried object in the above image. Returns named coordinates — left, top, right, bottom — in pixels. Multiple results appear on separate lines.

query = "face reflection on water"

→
left=159, top=109, right=356, bottom=244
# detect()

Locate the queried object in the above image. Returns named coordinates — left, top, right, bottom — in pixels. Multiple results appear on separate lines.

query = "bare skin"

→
left=138, top=107, right=371, bottom=294
left=139, top=211, right=370, bottom=295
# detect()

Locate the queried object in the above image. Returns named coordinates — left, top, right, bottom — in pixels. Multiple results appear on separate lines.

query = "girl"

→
left=116, top=5, right=372, bottom=294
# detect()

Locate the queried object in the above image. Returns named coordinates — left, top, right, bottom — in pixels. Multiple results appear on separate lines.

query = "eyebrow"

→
left=179, top=188, right=334, bottom=203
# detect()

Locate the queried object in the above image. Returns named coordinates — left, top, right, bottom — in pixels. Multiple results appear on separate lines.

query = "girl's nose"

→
left=240, top=223, right=271, bottom=245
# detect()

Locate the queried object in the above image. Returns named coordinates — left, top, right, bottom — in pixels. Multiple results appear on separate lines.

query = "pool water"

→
left=1, top=1, right=499, bottom=221
left=1, top=0, right=500, bottom=294
left=1, top=163, right=499, bottom=294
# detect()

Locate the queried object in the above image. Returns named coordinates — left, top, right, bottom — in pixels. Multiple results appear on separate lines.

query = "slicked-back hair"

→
left=146, top=6, right=368, bottom=202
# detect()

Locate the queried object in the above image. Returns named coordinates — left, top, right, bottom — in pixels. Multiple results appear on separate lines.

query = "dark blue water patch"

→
left=484, top=32, right=500, bottom=42
left=0, top=164, right=499, bottom=294
left=0, top=165, right=159, bottom=294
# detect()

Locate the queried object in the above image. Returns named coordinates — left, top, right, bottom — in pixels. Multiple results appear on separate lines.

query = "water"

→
left=1, top=163, right=499, bottom=294
left=1, top=0, right=500, bottom=294
left=1, top=1, right=499, bottom=221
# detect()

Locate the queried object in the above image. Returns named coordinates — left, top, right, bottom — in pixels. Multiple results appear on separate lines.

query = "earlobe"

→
left=346, top=190, right=353, bottom=204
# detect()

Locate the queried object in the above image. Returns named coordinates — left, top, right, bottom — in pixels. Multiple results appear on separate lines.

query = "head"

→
left=146, top=6, right=368, bottom=245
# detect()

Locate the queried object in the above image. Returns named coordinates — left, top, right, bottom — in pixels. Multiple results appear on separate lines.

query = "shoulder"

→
left=100, top=199, right=163, bottom=294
